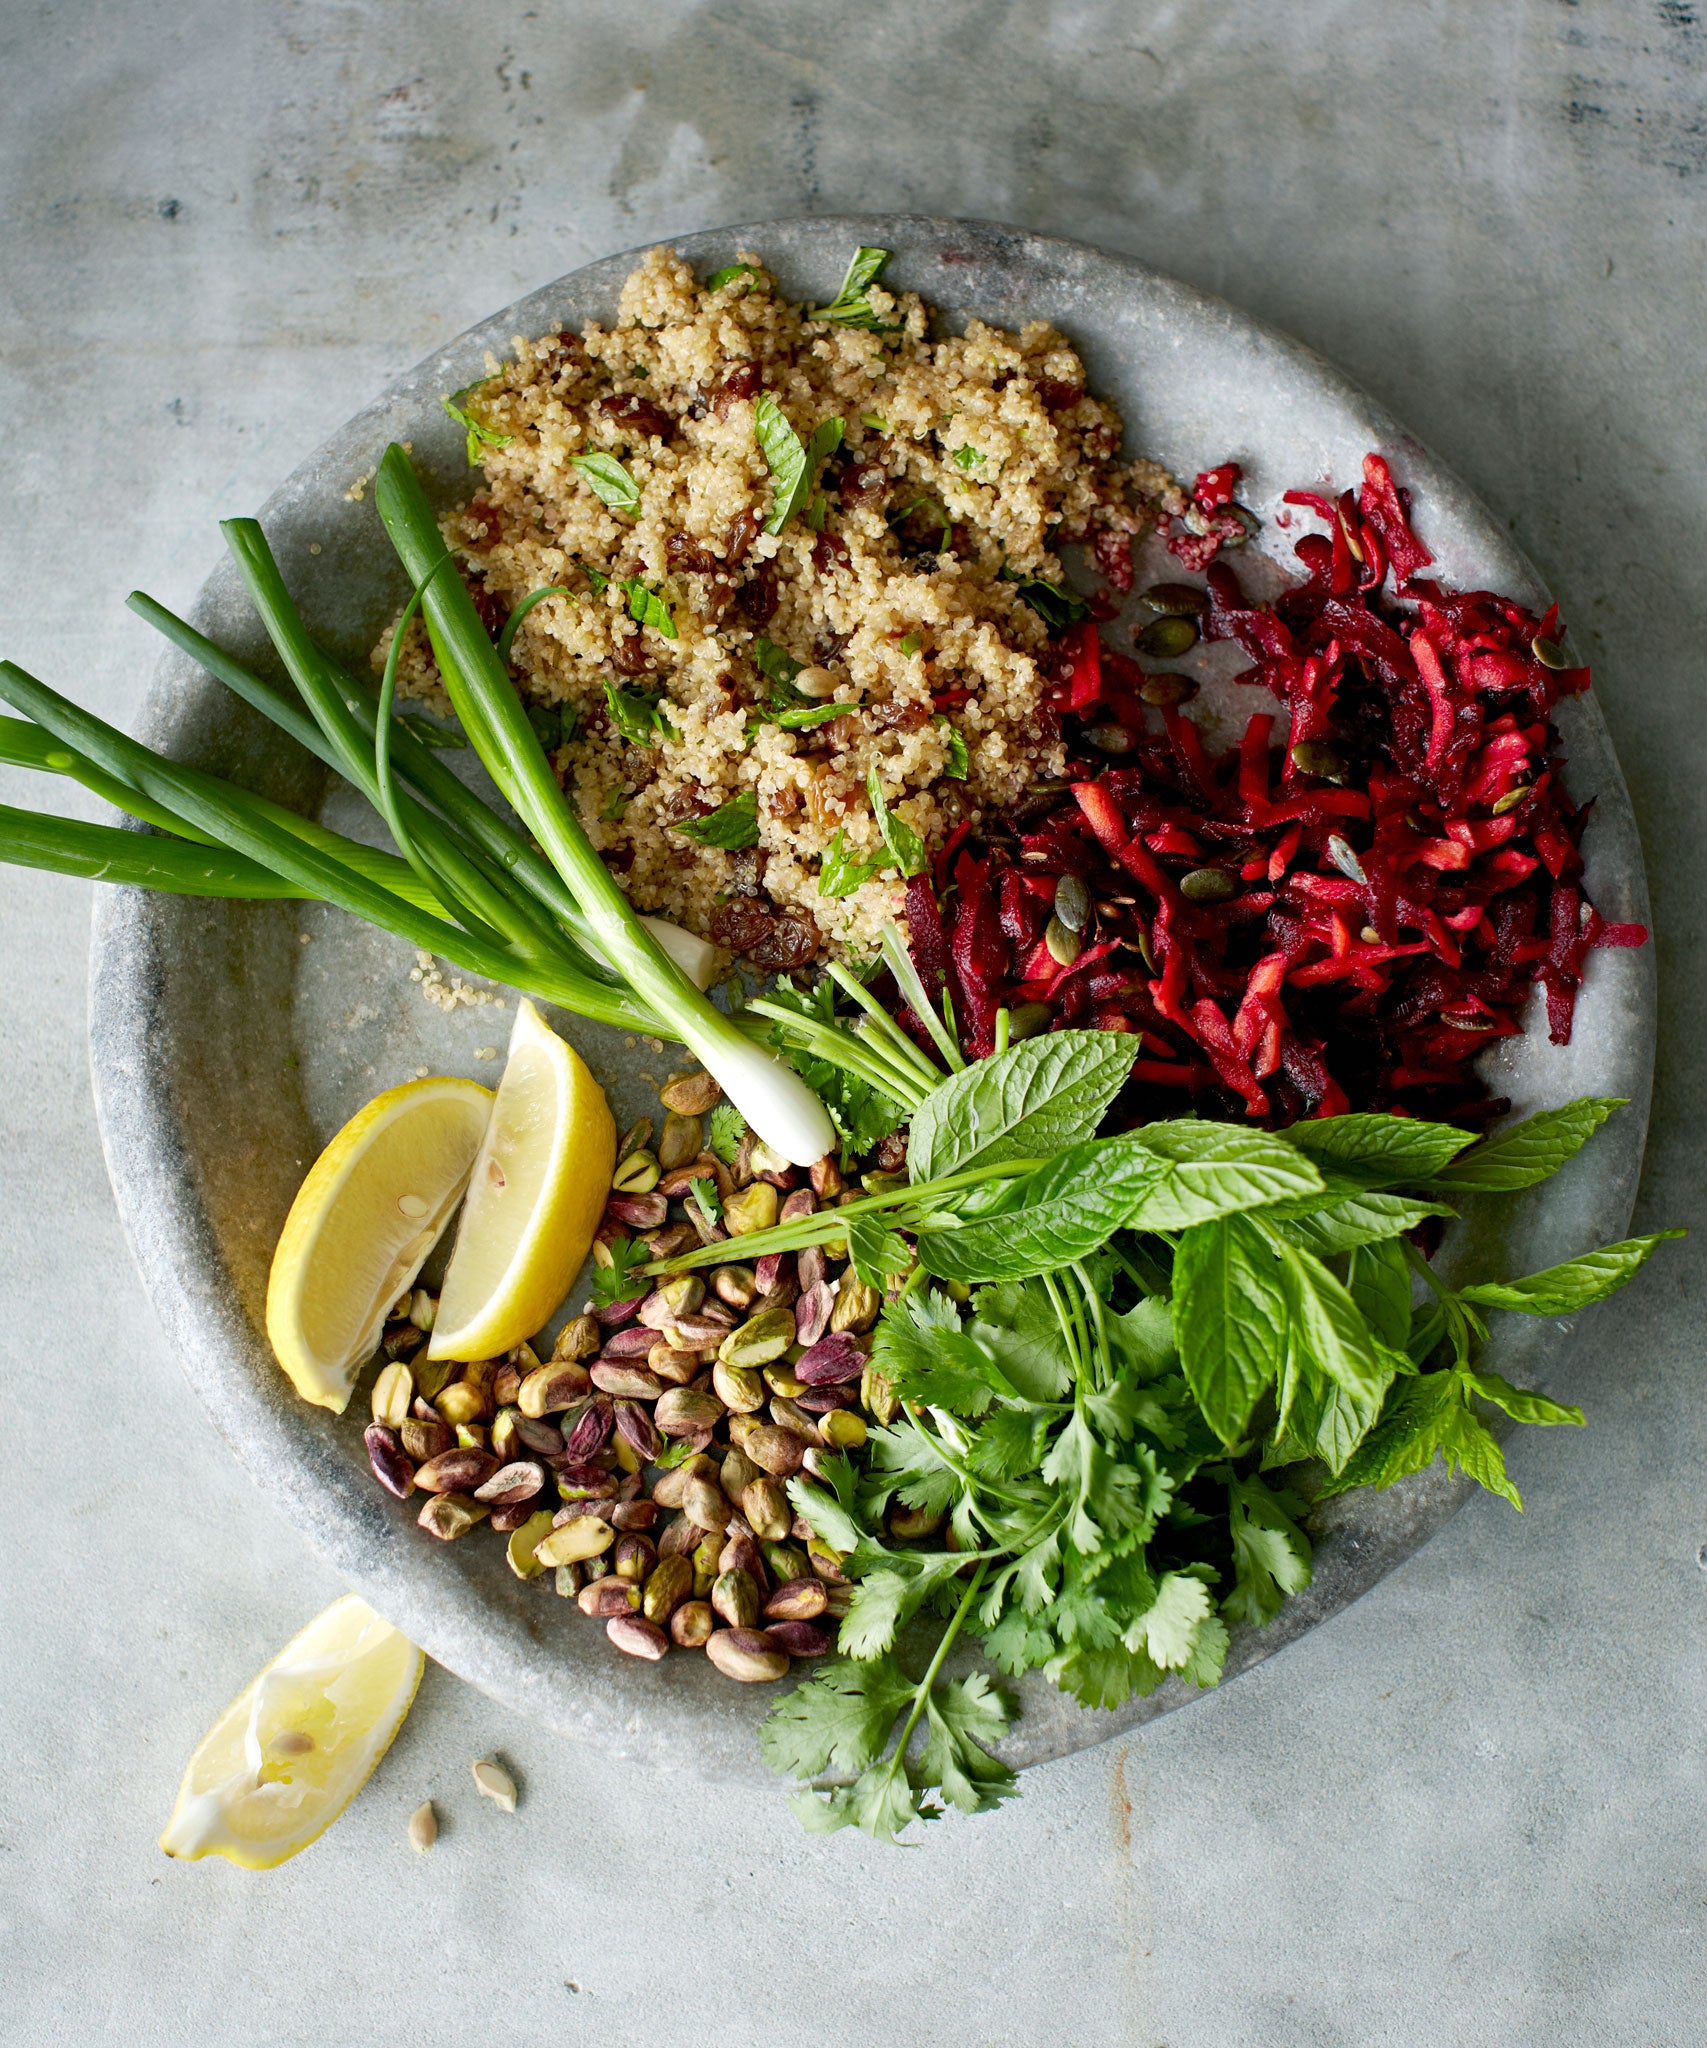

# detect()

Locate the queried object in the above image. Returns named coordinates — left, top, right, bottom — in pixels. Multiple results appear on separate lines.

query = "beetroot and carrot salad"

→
left=909, top=453, right=1645, bottom=1128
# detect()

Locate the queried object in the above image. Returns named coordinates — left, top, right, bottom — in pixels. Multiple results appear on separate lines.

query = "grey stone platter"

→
left=87, top=216, right=1654, bottom=1782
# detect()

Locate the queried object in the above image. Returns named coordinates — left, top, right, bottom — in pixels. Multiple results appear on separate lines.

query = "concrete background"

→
left=1, top=3, right=1702, bottom=2043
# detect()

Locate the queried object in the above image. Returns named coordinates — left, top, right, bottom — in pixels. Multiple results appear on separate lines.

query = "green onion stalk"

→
left=371, top=444, right=834, bottom=1166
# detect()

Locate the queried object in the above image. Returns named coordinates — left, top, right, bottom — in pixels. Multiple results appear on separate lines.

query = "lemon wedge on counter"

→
left=429, top=998, right=616, bottom=1361
left=266, top=1075, right=493, bottom=1412
left=160, top=1596, right=422, bottom=1869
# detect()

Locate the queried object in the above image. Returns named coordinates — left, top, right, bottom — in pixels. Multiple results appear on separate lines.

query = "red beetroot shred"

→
left=908, top=452, right=1646, bottom=1127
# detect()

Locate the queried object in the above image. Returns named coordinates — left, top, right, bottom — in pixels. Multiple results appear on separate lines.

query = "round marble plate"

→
left=86, top=217, right=1654, bottom=1780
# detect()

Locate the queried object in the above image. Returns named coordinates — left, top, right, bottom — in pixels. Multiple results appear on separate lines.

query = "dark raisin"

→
left=868, top=701, right=930, bottom=734
left=811, top=531, right=850, bottom=575
left=874, top=1131, right=908, bottom=1173
left=666, top=532, right=719, bottom=574
left=736, top=563, right=779, bottom=627
left=610, top=630, right=651, bottom=676
left=709, top=899, right=775, bottom=953
left=1037, top=378, right=1083, bottom=412
left=596, top=392, right=673, bottom=440
left=749, top=915, right=818, bottom=972
left=840, top=460, right=888, bottom=501
left=711, top=362, right=763, bottom=417
left=536, top=330, right=584, bottom=377
left=465, top=497, right=501, bottom=548
left=723, top=506, right=765, bottom=566
left=467, top=575, right=506, bottom=638
left=729, top=847, right=768, bottom=896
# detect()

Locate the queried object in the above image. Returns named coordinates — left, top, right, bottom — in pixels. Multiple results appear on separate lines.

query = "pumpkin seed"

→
left=1006, top=1001, right=1053, bottom=1041
left=1136, top=925, right=1158, bottom=973
left=1492, top=784, right=1531, bottom=814
left=1180, top=867, right=1236, bottom=904
left=1289, top=740, right=1348, bottom=782
left=1138, top=581, right=1207, bottom=616
left=1086, top=723, right=1135, bottom=754
left=1053, top=873, right=1091, bottom=933
left=1326, top=834, right=1367, bottom=884
left=1531, top=635, right=1568, bottom=669
left=1044, top=916, right=1082, bottom=966
left=1138, top=671, right=1199, bottom=706
left=1135, top=614, right=1200, bottom=659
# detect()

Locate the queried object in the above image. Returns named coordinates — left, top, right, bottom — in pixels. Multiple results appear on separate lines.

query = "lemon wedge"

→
left=160, top=1595, right=423, bottom=1869
left=429, top=999, right=615, bottom=1361
left=266, top=1075, right=493, bottom=1412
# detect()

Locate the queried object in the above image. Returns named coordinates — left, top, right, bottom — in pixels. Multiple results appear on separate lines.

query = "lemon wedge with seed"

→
left=429, top=998, right=616, bottom=1361
left=266, top=1075, right=493, bottom=1412
left=160, top=1595, right=423, bottom=1869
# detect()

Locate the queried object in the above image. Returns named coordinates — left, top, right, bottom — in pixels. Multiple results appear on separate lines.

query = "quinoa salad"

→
left=381, top=244, right=1188, bottom=967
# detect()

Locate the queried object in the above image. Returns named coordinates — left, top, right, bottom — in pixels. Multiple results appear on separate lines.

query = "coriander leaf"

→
left=1223, top=1475, right=1312, bottom=1627
left=686, top=1177, right=722, bottom=1227
left=706, top=1101, right=748, bottom=1165
left=1047, top=1642, right=1167, bottom=1711
left=652, top=1436, right=702, bottom=1471
left=1465, top=1369, right=1585, bottom=1428
left=835, top=1571, right=912, bottom=1659
left=817, top=827, right=887, bottom=899
left=1178, top=1612, right=1231, bottom=1688
left=1458, top=1231, right=1683, bottom=1316
left=908, top=1029, right=1139, bottom=1183
left=568, top=451, right=640, bottom=512
left=1171, top=1213, right=1289, bottom=1444
left=968, top=1407, right=1052, bottom=1482
left=866, top=768, right=929, bottom=879
left=1101, top=1295, right=1180, bottom=1384
left=1344, top=1236, right=1414, bottom=1351
left=1003, top=570, right=1091, bottom=630
left=1124, top=1571, right=1213, bottom=1670
left=1284, top=1112, right=1475, bottom=1183
left=936, top=716, right=970, bottom=778
left=920, top=1674, right=1015, bottom=1816
left=591, top=1234, right=649, bottom=1305
left=759, top=1652, right=914, bottom=1780
left=751, top=635, right=805, bottom=690
left=811, top=245, right=899, bottom=331
left=1127, top=1121, right=1325, bottom=1231
left=982, top=1609, right=1058, bottom=1677
left=602, top=680, right=676, bottom=748
left=916, top=1131, right=1170, bottom=1285
left=620, top=576, right=678, bottom=639
left=1425, top=1096, right=1625, bottom=1192
left=754, top=395, right=844, bottom=533
left=441, top=385, right=512, bottom=464
left=969, top=1279, right=1074, bottom=1401
left=787, top=1475, right=865, bottom=1555
left=866, top=1420, right=965, bottom=1518
left=1279, top=1191, right=1456, bottom=1258
left=953, top=444, right=984, bottom=471
left=706, top=262, right=758, bottom=291
left=765, top=980, right=906, bottom=1148
left=847, top=1213, right=912, bottom=1289
left=672, top=790, right=760, bottom=849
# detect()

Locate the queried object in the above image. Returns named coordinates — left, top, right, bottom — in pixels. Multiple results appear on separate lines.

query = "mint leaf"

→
left=935, top=716, right=970, bottom=779
left=441, top=384, right=512, bottom=465
left=602, top=680, right=676, bottom=748
left=1344, top=1236, right=1414, bottom=1351
left=810, top=246, right=900, bottom=331
left=1284, top=1112, right=1475, bottom=1183
left=619, top=576, right=678, bottom=639
left=1279, top=1191, right=1456, bottom=1258
left=751, top=635, right=805, bottom=690
left=1127, top=1121, right=1325, bottom=1232
left=866, top=768, right=928, bottom=879
left=818, top=827, right=887, bottom=899
left=1427, top=1097, right=1624, bottom=1192
left=1002, top=570, right=1091, bottom=630
left=847, top=1213, right=912, bottom=1289
left=1172, top=1212, right=1289, bottom=1443
left=1458, top=1231, right=1683, bottom=1315
left=907, top=1029, right=1138, bottom=1183
left=671, top=790, right=760, bottom=849
left=706, top=262, right=758, bottom=291
left=754, top=395, right=844, bottom=533
left=568, top=452, right=640, bottom=512
left=1465, top=1369, right=1585, bottom=1428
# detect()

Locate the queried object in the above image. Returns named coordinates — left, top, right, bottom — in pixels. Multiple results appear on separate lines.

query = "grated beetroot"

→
left=908, top=452, right=1645, bottom=1128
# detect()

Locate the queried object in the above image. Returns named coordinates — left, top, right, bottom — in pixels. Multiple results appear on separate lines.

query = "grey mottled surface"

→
left=0, top=5, right=1702, bottom=2045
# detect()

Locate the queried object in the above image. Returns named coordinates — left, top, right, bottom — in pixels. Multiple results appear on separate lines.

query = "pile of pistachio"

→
left=360, top=1068, right=905, bottom=1683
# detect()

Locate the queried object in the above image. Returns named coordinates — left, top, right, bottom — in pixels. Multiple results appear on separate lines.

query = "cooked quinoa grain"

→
left=380, top=246, right=1182, bottom=962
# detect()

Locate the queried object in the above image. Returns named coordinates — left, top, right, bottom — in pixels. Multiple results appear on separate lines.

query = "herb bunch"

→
left=648, top=1033, right=1679, bottom=1841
